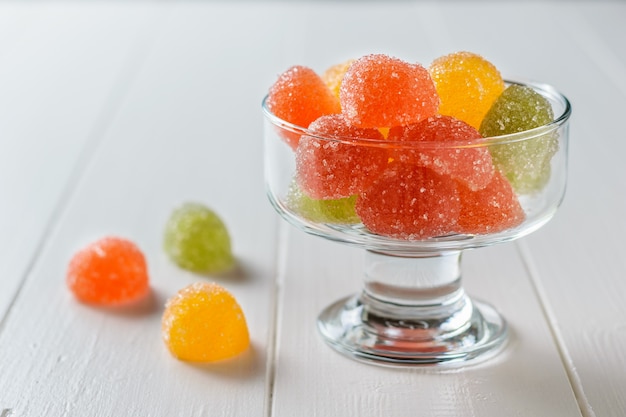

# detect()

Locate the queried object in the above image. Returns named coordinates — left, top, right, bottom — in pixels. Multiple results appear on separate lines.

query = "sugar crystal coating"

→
left=163, top=203, right=234, bottom=274
left=388, top=115, right=494, bottom=190
left=296, top=114, right=388, bottom=199
left=162, top=282, right=250, bottom=362
left=67, top=236, right=149, bottom=305
left=457, top=170, right=525, bottom=234
left=340, top=54, right=439, bottom=128
left=322, top=59, right=356, bottom=99
left=286, top=180, right=359, bottom=224
left=429, top=51, right=504, bottom=129
left=480, top=84, right=558, bottom=194
left=267, top=65, right=341, bottom=150
left=356, top=163, right=460, bottom=240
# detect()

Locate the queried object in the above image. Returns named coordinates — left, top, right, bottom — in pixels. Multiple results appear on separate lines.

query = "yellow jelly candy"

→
left=429, top=51, right=504, bottom=129
left=162, top=282, right=250, bottom=362
left=322, top=59, right=355, bottom=99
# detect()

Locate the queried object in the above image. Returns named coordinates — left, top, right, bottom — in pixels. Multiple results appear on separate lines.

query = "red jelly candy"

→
left=388, top=115, right=494, bottom=190
left=339, top=54, right=439, bottom=128
left=457, top=170, right=525, bottom=234
left=296, top=114, right=387, bottom=199
left=67, top=236, right=150, bottom=305
left=356, top=163, right=460, bottom=239
left=267, top=65, right=341, bottom=149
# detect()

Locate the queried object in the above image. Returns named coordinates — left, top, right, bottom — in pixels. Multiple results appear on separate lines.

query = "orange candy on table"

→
left=356, top=163, right=460, bottom=240
left=457, top=170, right=526, bottom=235
left=387, top=115, right=494, bottom=191
left=429, top=51, right=505, bottom=130
left=339, top=54, right=439, bottom=128
left=67, top=236, right=150, bottom=305
left=266, top=65, right=341, bottom=150
left=162, top=282, right=250, bottom=362
left=296, top=114, right=387, bottom=199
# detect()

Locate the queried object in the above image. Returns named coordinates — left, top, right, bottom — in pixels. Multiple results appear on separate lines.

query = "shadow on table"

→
left=185, top=342, right=263, bottom=380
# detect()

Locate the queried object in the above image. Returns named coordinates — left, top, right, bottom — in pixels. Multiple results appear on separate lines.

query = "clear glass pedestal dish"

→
left=263, top=80, right=571, bottom=367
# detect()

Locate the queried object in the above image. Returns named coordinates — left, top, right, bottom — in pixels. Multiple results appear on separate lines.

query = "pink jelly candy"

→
left=296, top=114, right=387, bottom=199
left=387, top=115, right=494, bottom=190
left=339, top=54, right=439, bottom=128
left=355, top=163, right=460, bottom=239
left=457, top=170, right=526, bottom=234
left=267, top=65, right=341, bottom=149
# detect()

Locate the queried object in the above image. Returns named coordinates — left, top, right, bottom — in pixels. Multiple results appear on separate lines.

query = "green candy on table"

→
left=163, top=202, right=234, bottom=274
left=286, top=181, right=360, bottom=225
left=479, top=84, right=558, bottom=194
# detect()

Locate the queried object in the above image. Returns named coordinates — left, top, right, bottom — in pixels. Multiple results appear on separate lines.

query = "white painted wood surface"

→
left=0, top=2, right=624, bottom=416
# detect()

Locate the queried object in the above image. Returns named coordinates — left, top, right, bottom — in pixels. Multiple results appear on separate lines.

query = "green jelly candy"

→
left=164, top=203, right=234, bottom=273
left=480, top=85, right=558, bottom=194
left=286, top=181, right=359, bottom=224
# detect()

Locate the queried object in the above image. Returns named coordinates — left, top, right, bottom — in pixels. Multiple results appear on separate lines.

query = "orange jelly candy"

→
left=267, top=65, right=341, bottom=150
left=67, top=236, right=149, bottom=305
left=296, top=114, right=387, bottom=199
left=429, top=51, right=504, bottom=130
left=322, top=59, right=355, bottom=99
left=162, top=282, right=250, bottom=362
left=457, top=170, right=525, bottom=234
left=340, top=54, right=439, bottom=128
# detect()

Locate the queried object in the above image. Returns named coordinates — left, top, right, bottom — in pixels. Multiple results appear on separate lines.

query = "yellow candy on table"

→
left=429, top=51, right=505, bottom=130
left=162, top=282, right=250, bottom=362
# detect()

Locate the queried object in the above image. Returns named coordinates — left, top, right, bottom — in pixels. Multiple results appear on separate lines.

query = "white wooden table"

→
left=1, top=2, right=624, bottom=416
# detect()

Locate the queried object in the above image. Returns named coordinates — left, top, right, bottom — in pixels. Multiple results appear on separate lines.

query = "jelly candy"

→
left=267, top=65, right=341, bottom=150
left=339, top=54, right=439, bottom=128
left=429, top=51, right=504, bottom=129
left=163, top=203, right=234, bottom=274
left=388, top=115, right=494, bottom=190
left=322, top=59, right=355, bottom=99
left=356, top=163, right=460, bottom=239
left=295, top=114, right=388, bottom=199
left=67, top=236, right=149, bottom=305
left=286, top=180, right=359, bottom=224
left=480, top=84, right=558, bottom=194
left=457, top=171, right=525, bottom=234
left=162, top=282, right=250, bottom=362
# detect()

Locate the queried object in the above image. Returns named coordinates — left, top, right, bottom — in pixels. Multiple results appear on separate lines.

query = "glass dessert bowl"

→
left=263, top=79, right=571, bottom=366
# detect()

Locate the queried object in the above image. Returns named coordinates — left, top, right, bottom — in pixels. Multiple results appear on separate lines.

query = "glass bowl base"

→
left=317, top=294, right=508, bottom=367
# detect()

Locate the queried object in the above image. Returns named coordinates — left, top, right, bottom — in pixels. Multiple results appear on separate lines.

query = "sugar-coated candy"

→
left=162, top=282, right=250, bottom=362
left=67, top=236, right=149, bottom=305
left=457, top=170, right=525, bottom=234
left=356, top=163, right=460, bottom=240
left=429, top=51, right=504, bottom=129
left=296, top=114, right=388, bottom=199
left=340, top=54, right=439, bottom=128
left=387, top=115, right=494, bottom=190
left=163, top=203, right=234, bottom=274
left=286, top=180, right=359, bottom=224
left=322, top=59, right=355, bottom=99
left=480, top=84, right=558, bottom=194
left=267, top=65, right=341, bottom=150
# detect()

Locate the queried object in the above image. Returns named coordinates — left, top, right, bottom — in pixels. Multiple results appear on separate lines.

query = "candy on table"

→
left=457, top=170, right=525, bottom=234
left=479, top=84, right=558, bottom=194
left=387, top=115, right=494, bottom=191
left=163, top=202, right=234, bottom=274
left=67, top=236, right=149, bottom=305
left=429, top=51, right=505, bottom=130
left=355, top=163, right=460, bottom=240
left=295, top=114, right=388, bottom=199
left=322, top=59, right=356, bottom=99
left=286, top=179, right=360, bottom=224
left=266, top=65, right=341, bottom=150
left=162, top=282, right=250, bottom=362
left=339, top=54, right=439, bottom=128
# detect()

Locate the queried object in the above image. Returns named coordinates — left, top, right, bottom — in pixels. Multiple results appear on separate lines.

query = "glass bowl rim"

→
left=261, top=78, right=571, bottom=148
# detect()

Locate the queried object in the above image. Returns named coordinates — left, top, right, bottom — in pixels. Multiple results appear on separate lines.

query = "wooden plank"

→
left=0, top=3, right=158, bottom=319
left=0, top=3, right=285, bottom=415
